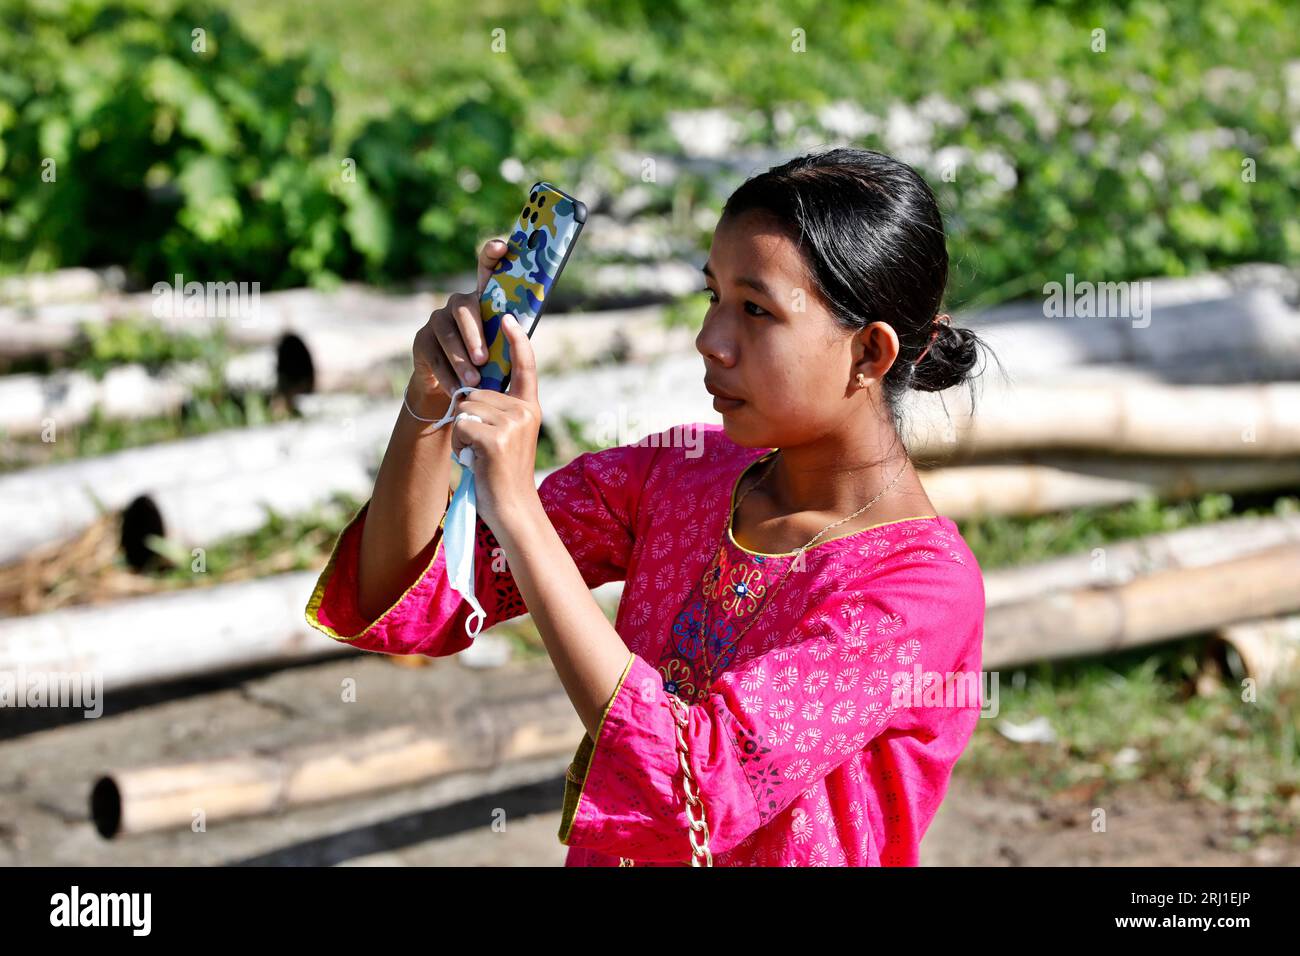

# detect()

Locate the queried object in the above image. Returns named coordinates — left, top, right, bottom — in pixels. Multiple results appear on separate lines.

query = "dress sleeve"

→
left=558, top=555, right=985, bottom=862
left=303, top=439, right=662, bottom=658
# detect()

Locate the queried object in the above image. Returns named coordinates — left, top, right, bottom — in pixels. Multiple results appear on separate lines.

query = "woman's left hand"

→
left=447, top=312, right=544, bottom=532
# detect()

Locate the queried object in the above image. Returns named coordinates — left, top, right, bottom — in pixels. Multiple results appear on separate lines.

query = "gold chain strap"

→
left=618, top=692, right=713, bottom=867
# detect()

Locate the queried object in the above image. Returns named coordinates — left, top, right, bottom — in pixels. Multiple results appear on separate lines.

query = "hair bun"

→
left=909, top=321, right=981, bottom=393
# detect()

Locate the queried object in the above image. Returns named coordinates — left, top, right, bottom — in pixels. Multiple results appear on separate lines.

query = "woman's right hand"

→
left=410, top=237, right=511, bottom=408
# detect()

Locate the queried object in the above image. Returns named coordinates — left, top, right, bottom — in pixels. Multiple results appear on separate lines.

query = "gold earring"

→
left=855, top=373, right=868, bottom=388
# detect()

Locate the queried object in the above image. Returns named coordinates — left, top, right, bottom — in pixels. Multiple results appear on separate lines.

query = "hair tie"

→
left=911, top=313, right=951, bottom=367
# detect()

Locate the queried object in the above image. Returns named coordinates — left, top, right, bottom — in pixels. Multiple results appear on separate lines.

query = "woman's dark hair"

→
left=719, top=146, right=997, bottom=450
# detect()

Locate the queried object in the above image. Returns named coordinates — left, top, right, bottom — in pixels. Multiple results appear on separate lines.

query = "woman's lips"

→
left=705, top=381, right=745, bottom=411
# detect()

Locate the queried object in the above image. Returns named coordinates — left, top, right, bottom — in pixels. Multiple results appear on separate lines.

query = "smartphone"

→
left=477, top=181, right=588, bottom=392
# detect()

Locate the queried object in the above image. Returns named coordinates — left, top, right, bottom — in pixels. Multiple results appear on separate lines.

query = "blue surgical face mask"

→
left=443, top=451, right=486, bottom=638
left=419, top=385, right=488, bottom=639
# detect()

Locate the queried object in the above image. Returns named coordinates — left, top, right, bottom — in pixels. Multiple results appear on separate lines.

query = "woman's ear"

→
left=851, top=321, right=900, bottom=386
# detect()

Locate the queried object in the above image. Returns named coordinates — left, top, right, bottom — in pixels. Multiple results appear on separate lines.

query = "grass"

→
left=0, top=315, right=301, bottom=471
left=956, top=489, right=1300, bottom=570
left=0, top=385, right=296, bottom=473
left=960, top=639, right=1300, bottom=838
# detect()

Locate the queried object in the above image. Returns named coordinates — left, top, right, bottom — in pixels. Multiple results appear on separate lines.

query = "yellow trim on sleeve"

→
left=558, top=651, right=637, bottom=845
left=303, top=483, right=455, bottom=643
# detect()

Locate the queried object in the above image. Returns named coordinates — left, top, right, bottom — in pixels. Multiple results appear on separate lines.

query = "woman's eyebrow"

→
left=702, top=262, right=774, bottom=297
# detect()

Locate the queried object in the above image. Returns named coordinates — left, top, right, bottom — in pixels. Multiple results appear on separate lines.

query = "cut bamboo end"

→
left=1215, top=615, right=1300, bottom=688
left=90, top=692, right=584, bottom=838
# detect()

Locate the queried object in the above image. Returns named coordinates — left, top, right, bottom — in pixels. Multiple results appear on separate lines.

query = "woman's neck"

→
left=733, top=442, right=934, bottom=555
left=763, top=434, right=913, bottom=517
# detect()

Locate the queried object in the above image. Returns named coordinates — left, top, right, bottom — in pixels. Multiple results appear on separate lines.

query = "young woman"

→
left=305, top=146, right=992, bottom=866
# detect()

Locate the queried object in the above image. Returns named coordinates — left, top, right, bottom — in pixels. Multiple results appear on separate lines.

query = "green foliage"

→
left=959, top=491, right=1300, bottom=570
left=78, top=315, right=213, bottom=376
left=2, top=0, right=1298, bottom=303
left=0, top=0, right=550, bottom=286
left=661, top=291, right=709, bottom=332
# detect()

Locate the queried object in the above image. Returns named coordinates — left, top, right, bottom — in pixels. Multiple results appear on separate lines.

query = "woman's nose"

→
left=695, top=316, right=734, bottom=366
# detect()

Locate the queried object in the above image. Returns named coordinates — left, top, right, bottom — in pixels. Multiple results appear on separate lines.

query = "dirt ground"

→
left=921, top=775, right=1298, bottom=867
left=2, top=651, right=1294, bottom=867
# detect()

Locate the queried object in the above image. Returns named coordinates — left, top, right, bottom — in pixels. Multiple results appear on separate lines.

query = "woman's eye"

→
left=700, top=288, right=766, bottom=316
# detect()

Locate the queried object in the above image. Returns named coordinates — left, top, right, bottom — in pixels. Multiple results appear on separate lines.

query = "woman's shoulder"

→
left=537, top=422, right=750, bottom=525
left=861, top=516, right=983, bottom=610
left=795, top=516, right=984, bottom=644
left=639, top=421, right=768, bottom=477
left=565, top=421, right=759, bottom=485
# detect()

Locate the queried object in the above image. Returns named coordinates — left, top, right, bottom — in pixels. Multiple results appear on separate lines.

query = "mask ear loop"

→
left=403, top=382, right=484, bottom=465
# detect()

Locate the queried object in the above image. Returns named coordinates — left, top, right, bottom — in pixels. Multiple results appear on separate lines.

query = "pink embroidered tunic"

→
left=304, top=423, right=986, bottom=866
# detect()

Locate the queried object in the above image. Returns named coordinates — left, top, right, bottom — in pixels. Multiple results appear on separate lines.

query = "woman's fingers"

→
left=432, top=292, right=484, bottom=387
left=449, top=389, right=536, bottom=450
left=448, top=405, right=495, bottom=463
left=501, top=313, right=538, bottom=407
left=413, top=321, right=461, bottom=398
left=411, top=238, right=512, bottom=400
left=449, top=293, right=488, bottom=372
left=477, top=236, right=511, bottom=297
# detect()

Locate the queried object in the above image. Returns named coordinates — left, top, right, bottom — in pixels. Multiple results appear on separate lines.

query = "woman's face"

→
left=696, top=208, right=898, bottom=448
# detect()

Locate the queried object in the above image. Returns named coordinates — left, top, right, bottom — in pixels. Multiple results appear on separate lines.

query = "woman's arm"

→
left=355, top=239, right=509, bottom=621
left=491, top=493, right=638, bottom=740
left=355, top=378, right=454, bottom=621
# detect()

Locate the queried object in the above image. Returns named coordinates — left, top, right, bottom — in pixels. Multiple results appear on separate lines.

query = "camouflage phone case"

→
left=477, top=181, right=588, bottom=392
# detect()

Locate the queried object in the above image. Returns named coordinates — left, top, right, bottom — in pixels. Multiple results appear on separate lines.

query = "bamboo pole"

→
left=903, top=381, right=1300, bottom=460
left=0, top=265, right=701, bottom=363
left=287, top=304, right=683, bottom=393
left=0, top=283, right=444, bottom=359
left=982, top=542, right=1300, bottom=670
left=542, top=353, right=1300, bottom=457
left=91, top=687, right=583, bottom=837
left=0, top=305, right=685, bottom=434
left=0, top=352, right=276, bottom=437
left=1215, top=614, right=1300, bottom=688
left=919, top=456, right=1300, bottom=518
left=0, top=267, right=125, bottom=307
left=961, top=286, right=1300, bottom=382
left=10, top=348, right=1299, bottom=458
left=980, top=512, right=1300, bottom=606
left=0, top=571, right=356, bottom=691
left=0, top=404, right=399, bottom=564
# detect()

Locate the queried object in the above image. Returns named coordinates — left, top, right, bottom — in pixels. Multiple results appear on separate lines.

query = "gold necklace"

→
left=693, top=450, right=908, bottom=695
